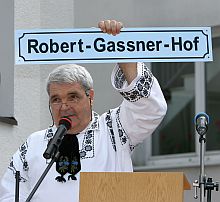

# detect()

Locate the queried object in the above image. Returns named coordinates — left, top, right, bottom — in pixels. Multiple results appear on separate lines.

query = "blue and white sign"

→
left=15, top=27, right=212, bottom=64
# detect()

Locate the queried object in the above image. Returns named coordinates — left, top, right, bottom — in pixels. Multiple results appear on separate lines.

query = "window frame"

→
left=134, top=30, right=220, bottom=170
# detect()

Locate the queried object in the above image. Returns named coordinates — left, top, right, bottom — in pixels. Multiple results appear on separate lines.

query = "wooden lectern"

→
left=79, top=172, right=191, bottom=202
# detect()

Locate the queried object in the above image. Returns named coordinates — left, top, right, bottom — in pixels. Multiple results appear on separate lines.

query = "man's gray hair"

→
left=46, top=64, right=93, bottom=94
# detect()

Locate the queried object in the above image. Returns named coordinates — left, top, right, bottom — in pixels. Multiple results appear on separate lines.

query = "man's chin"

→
left=68, top=126, right=81, bottom=134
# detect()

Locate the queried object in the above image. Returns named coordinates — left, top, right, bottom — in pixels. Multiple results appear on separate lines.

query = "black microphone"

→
left=43, top=117, right=72, bottom=159
left=194, top=112, right=210, bottom=135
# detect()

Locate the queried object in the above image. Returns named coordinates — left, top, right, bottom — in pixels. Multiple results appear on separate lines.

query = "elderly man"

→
left=0, top=20, right=167, bottom=202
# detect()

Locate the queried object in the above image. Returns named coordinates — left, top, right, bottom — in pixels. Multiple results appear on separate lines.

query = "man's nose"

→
left=60, top=102, right=70, bottom=109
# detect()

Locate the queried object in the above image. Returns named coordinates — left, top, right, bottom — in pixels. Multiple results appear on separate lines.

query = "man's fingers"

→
left=98, top=20, right=124, bottom=35
left=104, top=20, right=112, bottom=34
left=98, top=21, right=106, bottom=33
left=110, top=20, right=117, bottom=35
left=116, top=21, right=123, bottom=34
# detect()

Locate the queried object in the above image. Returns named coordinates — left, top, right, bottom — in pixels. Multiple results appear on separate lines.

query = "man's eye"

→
left=51, top=98, right=61, bottom=103
left=69, top=95, right=79, bottom=101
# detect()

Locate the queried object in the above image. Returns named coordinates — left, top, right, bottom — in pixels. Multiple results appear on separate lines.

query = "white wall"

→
left=0, top=0, right=75, bottom=176
left=0, top=0, right=41, bottom=177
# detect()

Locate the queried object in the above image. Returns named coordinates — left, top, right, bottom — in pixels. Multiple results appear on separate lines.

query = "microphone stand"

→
left=25, top=151, right=60, bottom=202
left=193, top=127, right=219, bottom=202
left=15, top=171, right=20, bottom=202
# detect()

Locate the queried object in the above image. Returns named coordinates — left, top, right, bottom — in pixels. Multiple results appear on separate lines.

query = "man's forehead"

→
left=49, top=82, right=84, bottom=95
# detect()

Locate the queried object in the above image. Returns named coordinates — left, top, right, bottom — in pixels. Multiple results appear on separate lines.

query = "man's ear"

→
left=89, top=89, right=94, bottom=105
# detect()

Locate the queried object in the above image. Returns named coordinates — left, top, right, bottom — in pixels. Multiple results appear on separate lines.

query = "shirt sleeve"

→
left=0, top=140, right=30, bottom=202
left=111, top=62, right=167, bottom=146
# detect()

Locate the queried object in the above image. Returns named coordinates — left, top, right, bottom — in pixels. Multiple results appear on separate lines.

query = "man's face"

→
left=49, top=82, right=94, bottom=134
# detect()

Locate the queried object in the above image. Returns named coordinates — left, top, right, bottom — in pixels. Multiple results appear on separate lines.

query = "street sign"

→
left=15, top=27, right=212, bottom=64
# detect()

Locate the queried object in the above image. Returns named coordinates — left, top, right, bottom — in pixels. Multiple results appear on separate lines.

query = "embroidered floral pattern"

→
left=19, top=141, right=29, bottom=171
left=79, top=130, right=94, bottom=159
left=116, top=108, right=135, bottom=152
left=129, top=145, right=135, bottom=152
left=90, top=112, right=99, bottom=129
left=114, top=68, right=125, bottom=89
left=8, top=157, right=27, bottom=182
left=78, top=112, right=99, bottom=159
left=46, top=127, right=54, bottom=139
left=105, top=110, right=117, bottom=152
left=115, top=63, right=154, bottom=102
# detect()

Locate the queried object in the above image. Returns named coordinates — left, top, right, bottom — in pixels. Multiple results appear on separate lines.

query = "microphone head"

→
left=59, top=117, right=72, bottom=130
left=194, top=112, right=210, bottom=135
left=194, top=112, right=210, bottom=124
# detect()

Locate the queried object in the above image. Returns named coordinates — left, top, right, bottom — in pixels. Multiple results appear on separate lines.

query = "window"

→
left=151, top=62, right=195, bottom=155
left=132, top=33, right=220, bottom=169
left=206, top=37, right=220, bottom=151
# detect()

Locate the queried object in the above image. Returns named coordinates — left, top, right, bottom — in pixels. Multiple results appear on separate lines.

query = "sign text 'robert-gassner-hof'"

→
left=15, top=27, right=213, bottom=64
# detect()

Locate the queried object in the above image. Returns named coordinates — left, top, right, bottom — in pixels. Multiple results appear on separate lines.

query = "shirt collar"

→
left=44, top=111, right=99, bottom=141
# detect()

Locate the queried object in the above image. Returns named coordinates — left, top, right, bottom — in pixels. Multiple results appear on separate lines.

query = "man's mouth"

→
left=68, top=115, right=77, bottom=119
left=61, top=113, right=77, bottom=119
